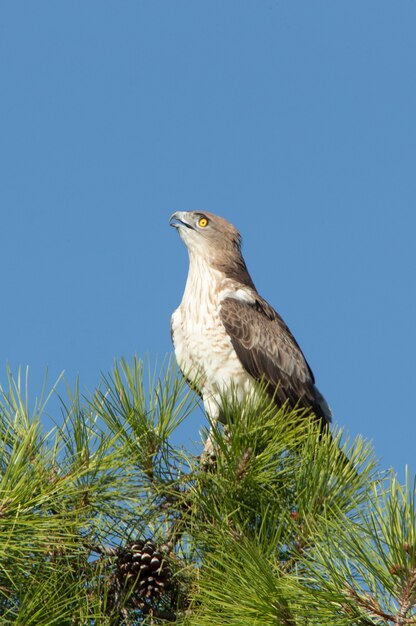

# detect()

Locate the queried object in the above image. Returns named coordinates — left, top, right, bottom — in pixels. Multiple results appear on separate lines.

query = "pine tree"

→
left=0, top=359, right=415, bottom=625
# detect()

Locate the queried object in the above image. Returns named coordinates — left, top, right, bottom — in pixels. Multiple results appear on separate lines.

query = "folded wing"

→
left=220, top=295, right=332, bottom=427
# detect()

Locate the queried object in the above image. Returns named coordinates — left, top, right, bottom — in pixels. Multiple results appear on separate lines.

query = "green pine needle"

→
left=0, top=358, right=414, bottom=625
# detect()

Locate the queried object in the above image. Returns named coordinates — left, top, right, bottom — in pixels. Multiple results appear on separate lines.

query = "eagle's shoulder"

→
left=219, top=291, right=312, bottom=380
left=219, top=292, right=331, bottom=424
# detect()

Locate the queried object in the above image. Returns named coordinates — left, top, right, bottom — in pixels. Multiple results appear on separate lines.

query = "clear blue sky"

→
left=1, top=2, right=415, bottom=475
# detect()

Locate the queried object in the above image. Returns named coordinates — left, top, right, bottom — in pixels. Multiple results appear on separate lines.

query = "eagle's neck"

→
left=182, top=253, right=226, bottom=308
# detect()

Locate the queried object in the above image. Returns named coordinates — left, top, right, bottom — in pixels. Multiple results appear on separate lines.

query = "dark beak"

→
left=169, top=212, right=195, bottom=230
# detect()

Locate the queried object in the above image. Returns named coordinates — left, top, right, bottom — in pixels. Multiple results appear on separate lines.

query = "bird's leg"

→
left=200, top=424, right=217, bottom=467
left=223, top=423, right=230, bottom=443
left=201, top=424, right=232, bottom=468
left=200, top=397, right=224, bottom=468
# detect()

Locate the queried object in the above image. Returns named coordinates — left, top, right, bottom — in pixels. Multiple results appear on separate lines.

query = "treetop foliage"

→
left=0, top=358, right=415, bottom=625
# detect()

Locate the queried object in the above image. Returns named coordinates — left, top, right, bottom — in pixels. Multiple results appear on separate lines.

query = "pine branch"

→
left=2, top=358, right=416, bottom=626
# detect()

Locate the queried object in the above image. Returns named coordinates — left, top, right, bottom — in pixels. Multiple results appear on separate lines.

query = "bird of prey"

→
left=170, top=210, right=332, bottom=456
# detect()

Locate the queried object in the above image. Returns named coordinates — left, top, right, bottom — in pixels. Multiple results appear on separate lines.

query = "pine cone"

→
left=116, top=539, right=172, bottom=599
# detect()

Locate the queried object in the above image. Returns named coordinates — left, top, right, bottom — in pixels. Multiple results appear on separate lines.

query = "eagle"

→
left=170, top=210, right=332, bottom=457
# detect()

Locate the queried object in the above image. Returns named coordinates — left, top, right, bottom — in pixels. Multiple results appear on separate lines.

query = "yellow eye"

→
left=198, top=216, right=209, bottom=228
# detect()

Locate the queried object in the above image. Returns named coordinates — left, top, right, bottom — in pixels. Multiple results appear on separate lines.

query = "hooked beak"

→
left=169, top=211, right=195, bottom=230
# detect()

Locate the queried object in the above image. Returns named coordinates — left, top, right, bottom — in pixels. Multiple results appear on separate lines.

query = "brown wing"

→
left=220, top=296, right=331, bottom=426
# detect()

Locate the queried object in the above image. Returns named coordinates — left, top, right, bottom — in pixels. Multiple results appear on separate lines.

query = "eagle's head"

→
left=169, top=211, right=242, bottom=260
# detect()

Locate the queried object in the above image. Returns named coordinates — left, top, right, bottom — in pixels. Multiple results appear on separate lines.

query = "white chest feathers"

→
left=171, top=256, right=254, bottom=417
